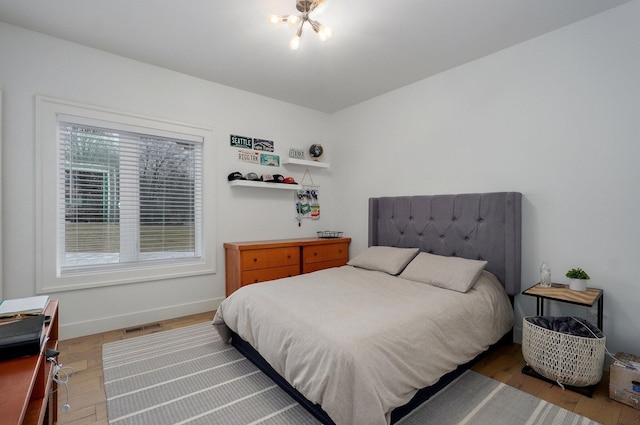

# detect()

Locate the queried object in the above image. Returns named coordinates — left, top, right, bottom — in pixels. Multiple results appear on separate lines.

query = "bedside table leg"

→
left=537, top=298, right=545, bottom=316
left=597, top=295, right=603, bottom=330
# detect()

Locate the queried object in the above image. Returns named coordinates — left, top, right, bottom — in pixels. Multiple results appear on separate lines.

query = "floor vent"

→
left=124, top=322, right=162, bottom=334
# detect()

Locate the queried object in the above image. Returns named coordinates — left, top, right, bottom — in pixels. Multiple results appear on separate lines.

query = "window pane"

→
left=62, top=124, right=120, bottom=267
left=139, top=136, right=199, bottom=257
left=59, top=120, right=202, bottom=273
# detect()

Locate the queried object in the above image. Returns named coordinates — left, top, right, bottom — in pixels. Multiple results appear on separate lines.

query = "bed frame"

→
left=232, top=192, right=522, bottom=424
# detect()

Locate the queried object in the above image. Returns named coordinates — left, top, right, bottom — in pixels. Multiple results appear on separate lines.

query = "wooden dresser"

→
left=0, top=300, right=59, bottom=425
left=224, top=237, right=351, bottom=296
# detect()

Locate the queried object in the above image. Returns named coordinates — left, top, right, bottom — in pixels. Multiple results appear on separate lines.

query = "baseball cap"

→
left=273, top=174, right=285, bottom=183
left=227, top=171, right=245, bottom=181
left=245, top=172, right=260, bottom=181
left=284, top=177, right=298, bottom=184
left=261, top=174, right=275, bottom=182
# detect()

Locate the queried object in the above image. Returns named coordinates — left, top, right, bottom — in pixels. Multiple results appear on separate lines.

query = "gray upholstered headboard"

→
left=368, top=192, right=522, bottom=295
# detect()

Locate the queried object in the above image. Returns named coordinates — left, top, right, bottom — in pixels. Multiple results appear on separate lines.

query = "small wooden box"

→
left=609, top=352, right=640, bottom=410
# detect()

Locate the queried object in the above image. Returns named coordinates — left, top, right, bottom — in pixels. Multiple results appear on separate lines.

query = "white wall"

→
left=331, top=1, right=640, bottom=357
left=0, top=22, right=335, bottom=339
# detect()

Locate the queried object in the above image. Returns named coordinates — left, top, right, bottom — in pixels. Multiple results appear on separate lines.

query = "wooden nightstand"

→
left=522, top=283, right=603, bottom=329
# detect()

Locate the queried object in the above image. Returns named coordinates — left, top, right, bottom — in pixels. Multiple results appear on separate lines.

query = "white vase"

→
left=569, top=278, right=588, bottom=291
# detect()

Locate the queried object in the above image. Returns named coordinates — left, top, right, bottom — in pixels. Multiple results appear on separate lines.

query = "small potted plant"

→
left=565, top=267, right=590, bottom=291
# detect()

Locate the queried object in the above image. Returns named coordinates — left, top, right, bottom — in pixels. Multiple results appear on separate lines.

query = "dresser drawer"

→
left=302, top=259, right=349, bottom=274
left=224, top=238, right=350, bottom=296
left=303, top=242, right=349, bottom=264
left=241, top=247, right=300, bottom=271
left=242, top=265, right=300, bottom=285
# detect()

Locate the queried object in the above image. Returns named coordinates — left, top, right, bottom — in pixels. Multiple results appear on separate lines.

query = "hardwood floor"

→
left=471, top=344, right=640, bottom=425
left=57, top=311, right=214, bottom=425
left=57, top=312, right=639, bottom=425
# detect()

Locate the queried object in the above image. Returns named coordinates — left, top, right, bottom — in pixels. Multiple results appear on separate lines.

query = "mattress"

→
left=212, top=266, right=514, bottom=425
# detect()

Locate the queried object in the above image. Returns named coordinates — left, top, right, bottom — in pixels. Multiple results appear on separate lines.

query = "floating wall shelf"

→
left=229, top=180, right=302, bottom=190
left=282, top=158, right=330, bottom=168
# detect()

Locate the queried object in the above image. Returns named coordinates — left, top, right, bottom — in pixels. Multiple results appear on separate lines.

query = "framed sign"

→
left=238, top=149, right=260, bottom=164
left=260, top=153, right=280, bottom=167
left=230, top=134, right=252, bottom=149
left=253, top=138, right=274, bottom=152
left=289, top=147, right=305, bottom=159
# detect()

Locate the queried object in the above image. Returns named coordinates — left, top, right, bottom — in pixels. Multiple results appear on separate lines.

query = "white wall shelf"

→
left=229, top=180, right=302, bottom=190
left=282, top=158, right=330, bottom=168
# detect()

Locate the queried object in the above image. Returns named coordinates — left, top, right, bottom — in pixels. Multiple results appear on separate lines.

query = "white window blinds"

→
left=58, top=120, right=203, bottom=274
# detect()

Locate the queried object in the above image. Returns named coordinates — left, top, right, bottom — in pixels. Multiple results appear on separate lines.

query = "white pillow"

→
left=399, top=252, right=488, bottom=293
left=347, top=246, right=419, bottom=275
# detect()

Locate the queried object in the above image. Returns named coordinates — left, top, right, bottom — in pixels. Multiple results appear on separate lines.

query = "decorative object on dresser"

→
left=566, top=267, right=590, bottom=291
left=224, top=237, right=350, bottom=296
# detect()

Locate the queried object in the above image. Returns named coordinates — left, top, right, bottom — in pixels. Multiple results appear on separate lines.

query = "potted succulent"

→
left=565, top=267, right=590, bottom=291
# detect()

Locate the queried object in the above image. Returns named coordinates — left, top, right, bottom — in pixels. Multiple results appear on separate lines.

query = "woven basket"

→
left=522, top=317, right=605, bottom=387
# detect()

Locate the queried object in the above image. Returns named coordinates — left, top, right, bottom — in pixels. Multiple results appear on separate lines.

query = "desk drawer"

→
left=242, top=265, right=300, bottom=286
left=241, top=247, right=300, bottom=271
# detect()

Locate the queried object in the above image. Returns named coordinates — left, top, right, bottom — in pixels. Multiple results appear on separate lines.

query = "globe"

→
left=309, top=143, right=324, bottom=160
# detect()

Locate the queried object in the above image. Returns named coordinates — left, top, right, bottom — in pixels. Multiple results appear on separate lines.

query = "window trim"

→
left=36, top=96, right=216, bottom=293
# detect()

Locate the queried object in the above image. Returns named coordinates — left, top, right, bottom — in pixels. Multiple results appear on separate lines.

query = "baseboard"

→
left=59, top=297, right=224, bottom=339
left=513, top=325, right=523, bottom=344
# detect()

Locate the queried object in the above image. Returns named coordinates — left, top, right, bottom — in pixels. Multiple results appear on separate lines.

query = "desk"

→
left=522, top=283, right=603, bottom=329
left=0, top=300, right=59, bottom=425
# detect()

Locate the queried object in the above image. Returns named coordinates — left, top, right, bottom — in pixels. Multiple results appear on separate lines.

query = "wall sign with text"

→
left=231, top=134, right=279, bottom=167
left=237, top=149, right=260, bottom=164
left=230, top=134, right=253, bottom=149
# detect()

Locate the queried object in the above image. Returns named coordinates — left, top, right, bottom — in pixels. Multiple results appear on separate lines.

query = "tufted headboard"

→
left=368, top=192, right=522, bottom=295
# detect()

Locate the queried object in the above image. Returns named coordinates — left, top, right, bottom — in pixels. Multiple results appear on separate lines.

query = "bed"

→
left=213, top=192, right=522, bottom=425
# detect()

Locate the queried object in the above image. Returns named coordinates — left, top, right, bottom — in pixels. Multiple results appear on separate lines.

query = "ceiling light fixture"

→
left=269, top=0, right=333, bottom=50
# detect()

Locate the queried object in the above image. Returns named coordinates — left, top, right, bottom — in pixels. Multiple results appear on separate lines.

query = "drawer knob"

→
left=253, top=258, right=258, bottom=262
left=287, top=255, right=291, bottom=259
left=313, top=252, right=318, bottom=256
left=254, top=278, right=259, bottom=283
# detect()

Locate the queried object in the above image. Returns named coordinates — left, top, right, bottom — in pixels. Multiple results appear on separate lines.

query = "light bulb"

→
left=287, top=15, right=301, bottom=27
left=290, top=35, right=301, bottom=50
left=268, top=15, right=281, bottom=25
left=318, top=25, right=332, bottom=41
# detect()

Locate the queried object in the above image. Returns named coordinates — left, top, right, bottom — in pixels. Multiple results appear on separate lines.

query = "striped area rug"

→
left=102, top=322, right=601, bottom=425
left=397, top=370, right=600, bottom=425
left=102, top=322, right=320, bottom=425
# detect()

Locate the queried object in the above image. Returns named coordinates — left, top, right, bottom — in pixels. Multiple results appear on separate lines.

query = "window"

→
left=36, top=97, right=215, bottom=292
